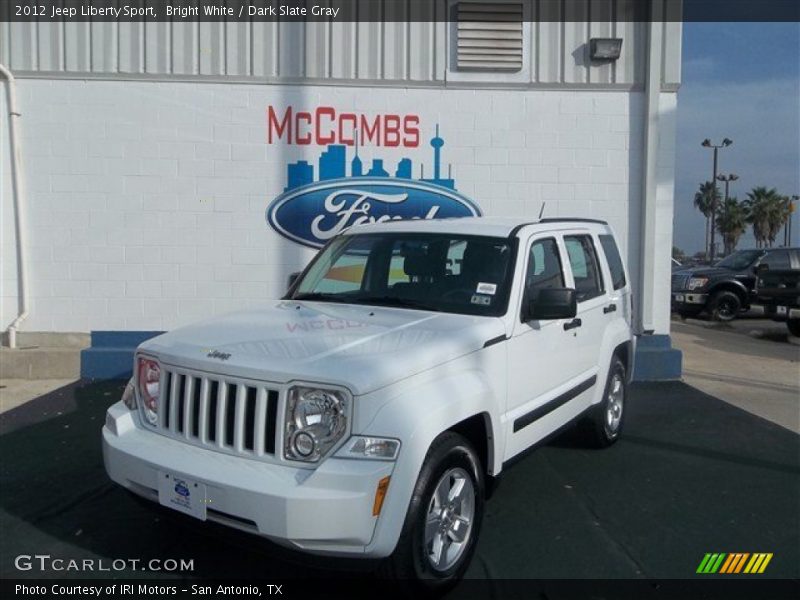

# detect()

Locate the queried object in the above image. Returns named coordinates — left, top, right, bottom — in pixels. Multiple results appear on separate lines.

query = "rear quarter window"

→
left=599, top=234, right=627, bottom=291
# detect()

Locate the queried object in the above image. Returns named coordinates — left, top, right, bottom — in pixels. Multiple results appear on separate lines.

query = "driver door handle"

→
left=603, top=303, right=617, bottom=314
left=563, top=318, right=582, bottom=331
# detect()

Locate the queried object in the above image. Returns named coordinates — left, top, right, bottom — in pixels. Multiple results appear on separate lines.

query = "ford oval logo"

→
left=266, top=178, right=482, bottom=249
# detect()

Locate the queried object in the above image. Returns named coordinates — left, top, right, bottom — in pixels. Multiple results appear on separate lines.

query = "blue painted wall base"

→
left=81, top=330, right=683, bottom=382
left=80, top=331, right=164, bottom=379
left=632, top=334, right=682, bottom=381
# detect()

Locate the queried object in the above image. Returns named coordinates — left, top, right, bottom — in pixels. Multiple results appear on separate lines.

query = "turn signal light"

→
left=372, top=476, right=391, bottom=516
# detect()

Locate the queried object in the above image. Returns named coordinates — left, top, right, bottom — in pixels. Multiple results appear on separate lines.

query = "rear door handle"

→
left=563, top=318, right=582, bottom=331
left=603, top=303, right=617, bottom=314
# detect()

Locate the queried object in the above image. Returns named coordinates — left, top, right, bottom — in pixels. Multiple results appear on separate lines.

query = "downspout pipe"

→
left=1, top=63, right=28, bottom=349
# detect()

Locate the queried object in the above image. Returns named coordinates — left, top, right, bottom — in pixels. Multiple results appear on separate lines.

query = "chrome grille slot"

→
left=152, top=368, right=280, bottom=460
left=672, top=273, right=689, bottom=290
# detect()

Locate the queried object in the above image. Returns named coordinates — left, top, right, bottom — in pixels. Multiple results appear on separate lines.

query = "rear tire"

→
left=709, top=290, right=742, bottom=322
left=580, top=356, right=627, bottom=448
left=787, top=318, right=800, bottom=338
left=380, top=432, right=484, bottom=593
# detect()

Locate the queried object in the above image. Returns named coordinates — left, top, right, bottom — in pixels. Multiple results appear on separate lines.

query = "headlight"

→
left=284, top=386, right=349, bottom=462
left=336, top=436, right=401, bottom=461
left=687, top=277, right=709, bottom=290
left=136, top=357, right=160, bottom=425
left=121, top=377, right=136, bottom=410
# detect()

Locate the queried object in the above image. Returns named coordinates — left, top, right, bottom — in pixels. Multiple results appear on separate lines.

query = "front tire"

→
left=580, top=356, right=627, bottom=448
left=709, top=290, right=742, bottom=322
left=381, top=432, right=484, bottom=592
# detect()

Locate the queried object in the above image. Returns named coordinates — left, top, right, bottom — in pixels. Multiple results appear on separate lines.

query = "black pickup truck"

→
left=756, top=264, right=800, bottom=337
left=671, top=247, right=800, bottom=321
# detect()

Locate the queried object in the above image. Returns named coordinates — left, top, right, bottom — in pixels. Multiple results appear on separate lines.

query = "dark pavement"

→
left=0, top=380, right=797, bottom=593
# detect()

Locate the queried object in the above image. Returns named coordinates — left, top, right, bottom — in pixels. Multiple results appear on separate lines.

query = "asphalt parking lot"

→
left=1, top=378, right=797, bottom=594
left=671, top=314, right=800, bottom=432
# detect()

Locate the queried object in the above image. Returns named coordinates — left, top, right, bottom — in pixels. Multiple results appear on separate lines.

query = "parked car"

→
left=756, top=261, right=800, bottom=337
left=103, top=217, right=634, bottom=590
left=671, top=247, right=800, bottom=321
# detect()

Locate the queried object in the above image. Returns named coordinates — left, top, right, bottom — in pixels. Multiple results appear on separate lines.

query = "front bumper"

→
left=671, top=291, right=708, bottom=308
left=102, top=402, right=396, bottom=557
left=760, top=303, right=800, bottom=321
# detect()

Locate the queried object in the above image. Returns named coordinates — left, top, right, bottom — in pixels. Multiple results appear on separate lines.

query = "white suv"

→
left=103, top=217, right=633, bottom=590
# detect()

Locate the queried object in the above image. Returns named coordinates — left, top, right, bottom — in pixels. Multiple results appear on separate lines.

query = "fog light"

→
left=292, top=431, right=316, bottom=458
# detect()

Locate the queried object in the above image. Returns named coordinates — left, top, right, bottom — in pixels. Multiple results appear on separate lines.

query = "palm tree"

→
left=769, top=196, right=794, bottom=247
left=715, top=196, right=749, bottom=255
left=694, top=181, right=720, bottom=257
left=744, top=187, right=788, bottom=248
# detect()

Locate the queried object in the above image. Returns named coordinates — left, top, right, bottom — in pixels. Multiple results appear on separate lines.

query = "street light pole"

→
left=716, top=173, right=739, bottom=256
left=716, top=173, right=739, bottom=203
left=702, top=138, right=733, bottom=260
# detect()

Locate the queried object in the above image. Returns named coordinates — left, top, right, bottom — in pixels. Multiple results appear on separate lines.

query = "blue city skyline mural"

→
left=284, top=126, right=456, bottom=192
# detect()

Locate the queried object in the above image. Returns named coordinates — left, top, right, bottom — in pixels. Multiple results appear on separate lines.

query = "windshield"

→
left=714, top=250, right=762, bottom=270
left=289, top=233, right=515, bottom=316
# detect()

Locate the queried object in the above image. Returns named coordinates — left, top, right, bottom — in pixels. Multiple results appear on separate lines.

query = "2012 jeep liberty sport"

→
left=103, top=216, right=634, bottom=590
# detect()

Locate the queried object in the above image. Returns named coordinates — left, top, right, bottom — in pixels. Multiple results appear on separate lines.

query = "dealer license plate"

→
left=776, top=306, right=788, bottom=316
left=158, top=472, right=207, bottom=520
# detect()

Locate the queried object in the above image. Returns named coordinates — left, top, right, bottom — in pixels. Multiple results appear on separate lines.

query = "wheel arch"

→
left=708, top=281, right=749, bottom=306
left=361, top=369, right=502, bottom=558
left=447, top=412, right=499, bottom=499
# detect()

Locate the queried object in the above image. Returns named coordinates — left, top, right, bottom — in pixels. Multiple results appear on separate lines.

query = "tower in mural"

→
left=422, top=125, right=454, bottom=189
left=351, top=130, right=363, bottom=177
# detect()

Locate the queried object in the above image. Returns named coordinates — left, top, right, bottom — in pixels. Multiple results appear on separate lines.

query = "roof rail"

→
left=538, top=218, right=609, bottom=225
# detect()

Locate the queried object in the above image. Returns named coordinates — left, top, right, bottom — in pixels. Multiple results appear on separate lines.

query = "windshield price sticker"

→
left=476, top=282, right=497, bottom=295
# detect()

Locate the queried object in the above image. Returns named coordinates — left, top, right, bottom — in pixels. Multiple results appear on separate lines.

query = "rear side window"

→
left=761, top=250, right=791, bottom=270
left=564, top=235, right=605, bottom=302
left=599, top=234, right=627, bottom=290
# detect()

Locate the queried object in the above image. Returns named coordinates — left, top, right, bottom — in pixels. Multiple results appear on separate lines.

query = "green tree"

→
left=744, top=187, right=789, bottom=248
left=715, top=196, right=749, bottom=255
left=694, top=181, right=720, bottom=256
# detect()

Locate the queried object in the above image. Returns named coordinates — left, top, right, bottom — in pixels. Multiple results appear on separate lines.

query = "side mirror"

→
left=287, top=271, right=301, bottom=292
left=755, top=263, right=769, bottom=274
left=524, top=287, right=577, bottom=321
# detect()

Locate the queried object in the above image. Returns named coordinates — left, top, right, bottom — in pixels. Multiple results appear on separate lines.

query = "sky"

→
left=673, top=22, right=800, bottom=255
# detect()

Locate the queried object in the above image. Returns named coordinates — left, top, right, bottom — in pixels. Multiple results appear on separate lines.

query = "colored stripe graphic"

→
left=719, top=554, right=736, bottom=574
left=697, top=553, right=727, bottom=573
left=744, top=553, right=773, bottom=574
left=698, top=552, right=773, bottom=574
left=720, top=553, right=749, bottom=573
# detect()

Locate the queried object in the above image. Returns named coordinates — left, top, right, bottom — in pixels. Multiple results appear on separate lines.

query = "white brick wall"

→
left=0, top=79, right=673, bottom=334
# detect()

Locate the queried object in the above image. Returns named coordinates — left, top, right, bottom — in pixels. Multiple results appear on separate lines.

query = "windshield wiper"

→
left=291, top=292, right=350, bottom=303
left=354, top=296, right=440, bottom=312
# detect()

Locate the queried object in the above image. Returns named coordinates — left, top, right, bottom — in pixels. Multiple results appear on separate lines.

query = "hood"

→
left=674, top=266, right=733, bottom=279
left=140, top=301, right=506, bottom=395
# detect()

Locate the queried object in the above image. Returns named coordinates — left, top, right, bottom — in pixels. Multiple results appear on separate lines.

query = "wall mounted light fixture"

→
left=590, top=38, right=623, bottom=61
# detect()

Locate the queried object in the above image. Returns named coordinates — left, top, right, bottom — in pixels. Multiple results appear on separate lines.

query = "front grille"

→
left=672, top=273, right=689, bottom=290
left=152, top=368, right=279, bottom=459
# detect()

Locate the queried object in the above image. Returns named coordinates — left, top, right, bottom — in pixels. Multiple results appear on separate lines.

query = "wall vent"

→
left=456, top=2, right=524, bottom=71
